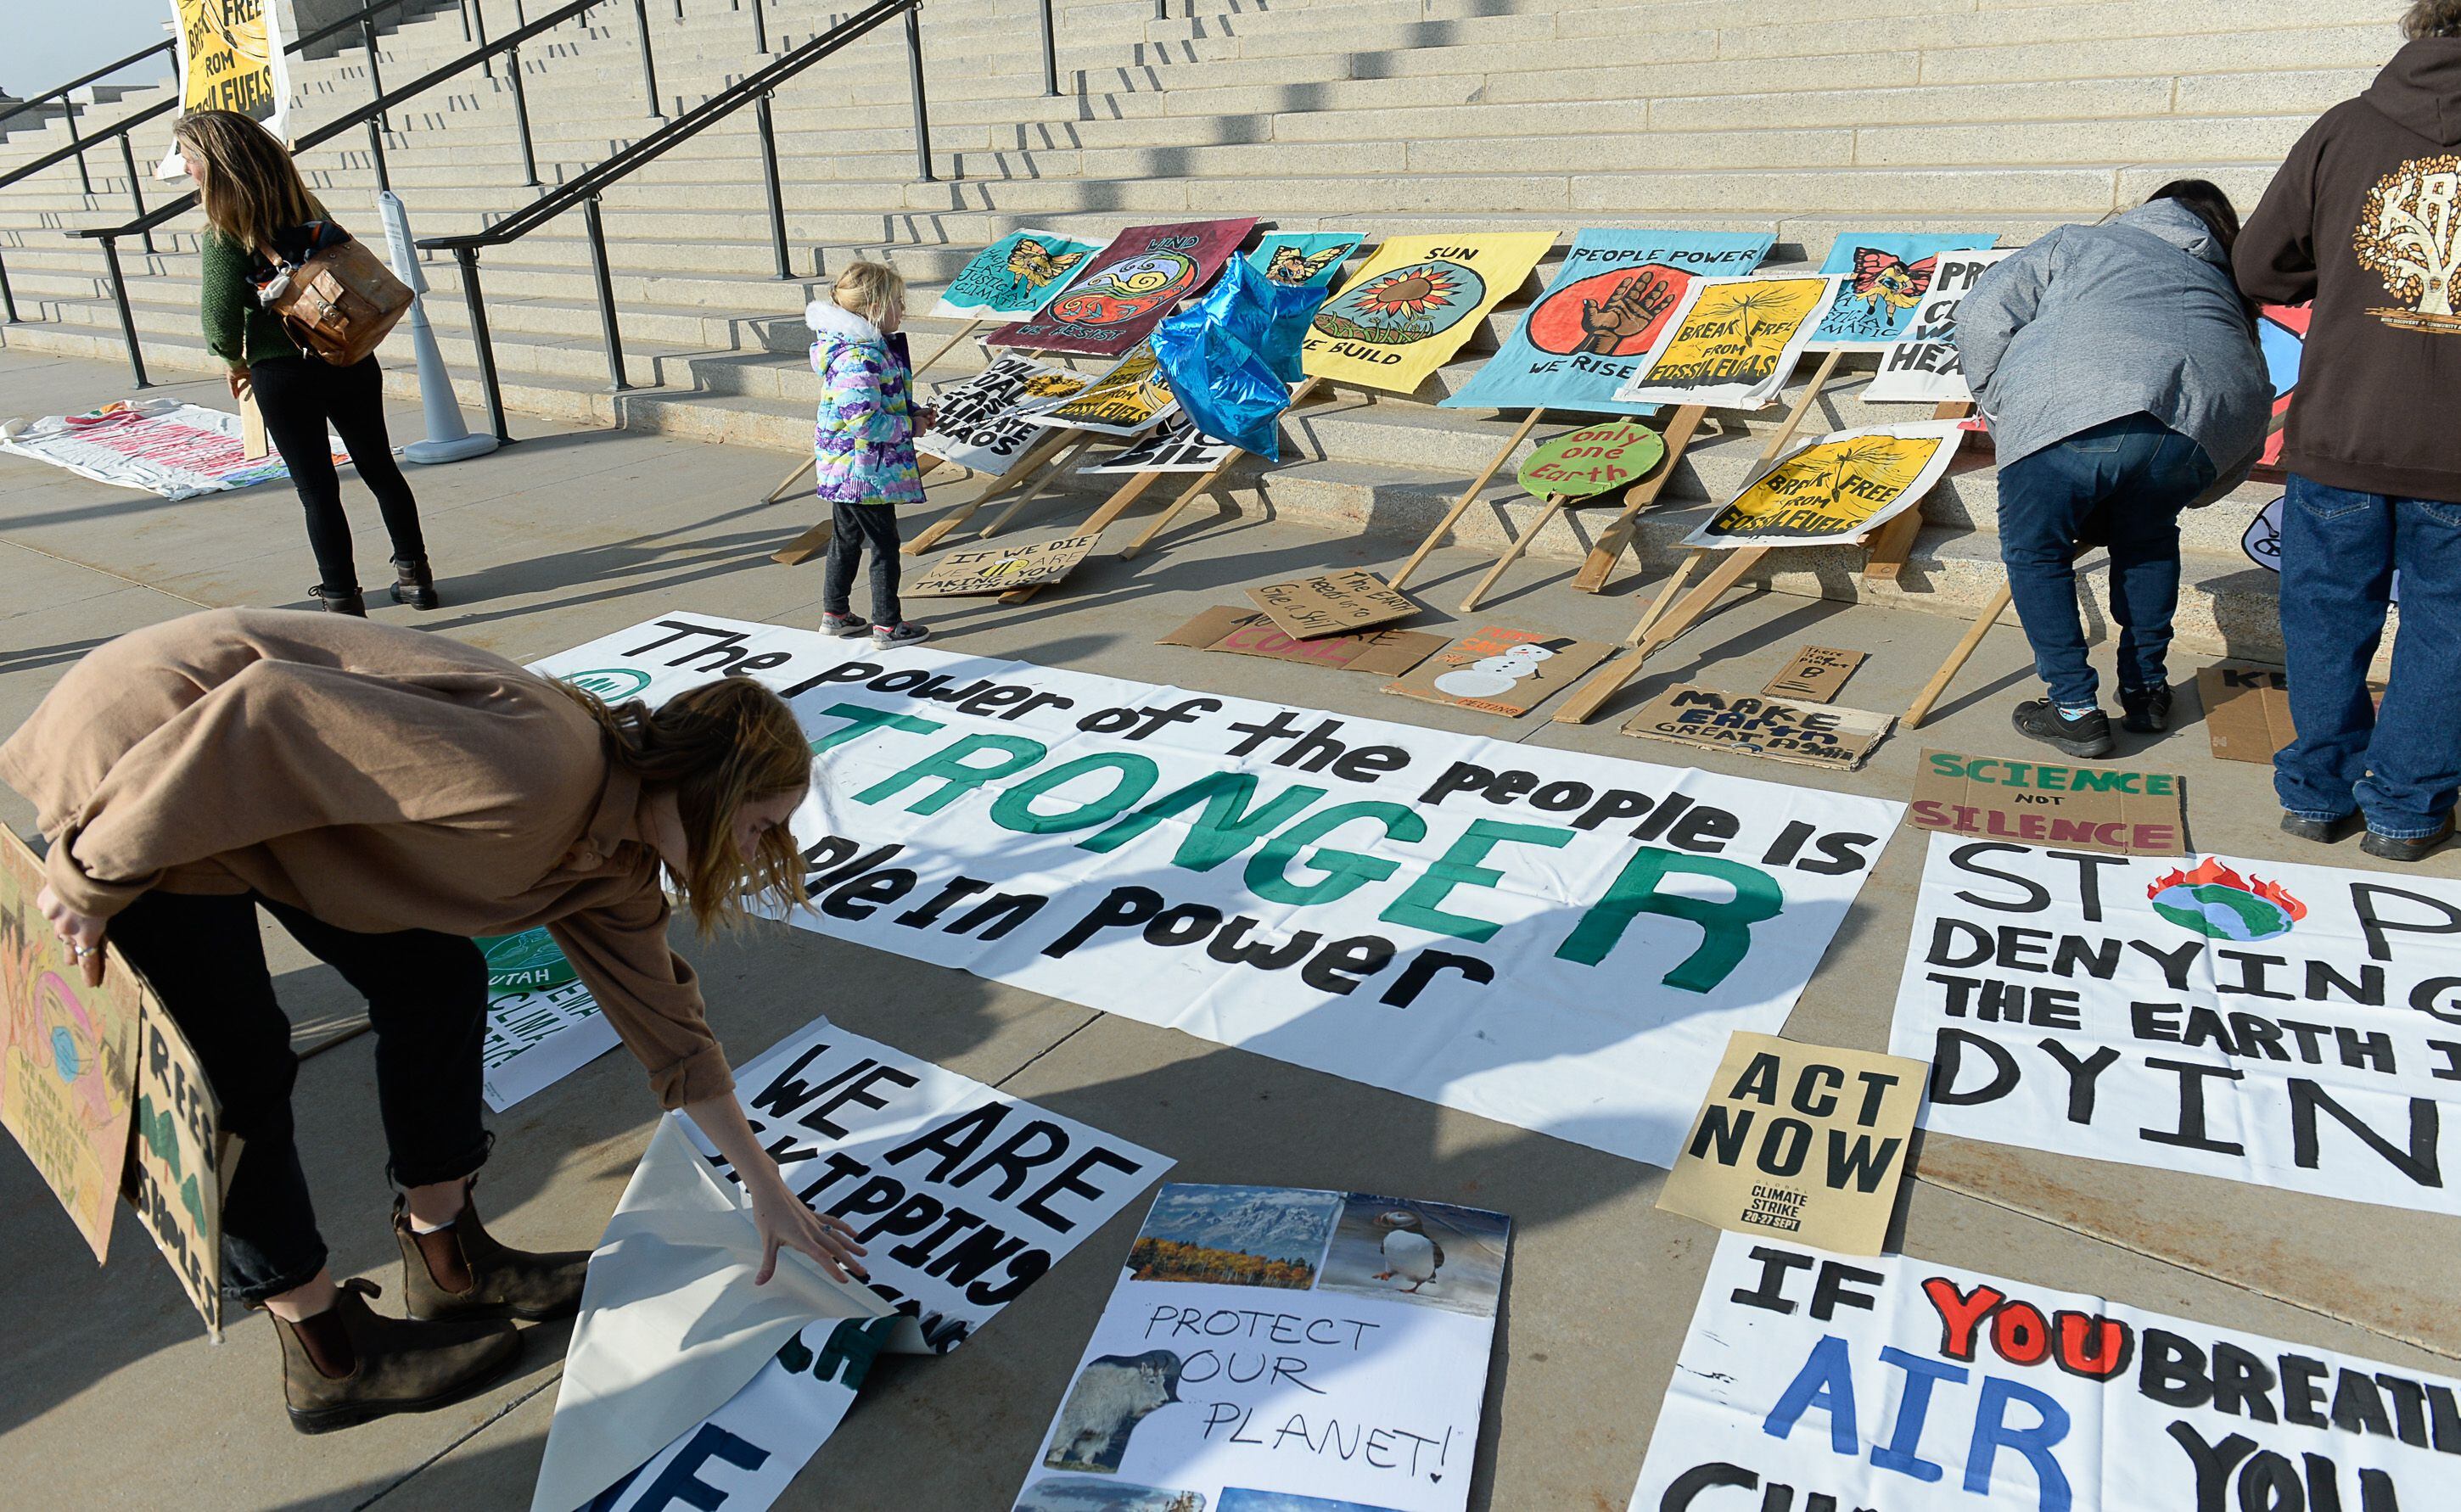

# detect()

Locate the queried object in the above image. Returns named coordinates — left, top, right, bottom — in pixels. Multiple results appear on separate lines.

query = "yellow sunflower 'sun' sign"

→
left=1303, top=232, right=1557, bottom=395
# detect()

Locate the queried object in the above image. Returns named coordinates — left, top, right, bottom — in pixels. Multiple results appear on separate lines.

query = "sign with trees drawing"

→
left=1301, top=233, right=1558, bottom=394
left=1612, top=276, right=1840, bottom=410
left=1683, top=420, right=1965, bottom=549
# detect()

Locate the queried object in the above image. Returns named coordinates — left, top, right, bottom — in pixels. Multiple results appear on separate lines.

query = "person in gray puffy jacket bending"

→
left=1955, top=182, right=2272, bottom=759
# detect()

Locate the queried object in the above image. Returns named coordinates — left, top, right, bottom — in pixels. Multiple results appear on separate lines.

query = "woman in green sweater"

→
left=179, top=110, right=437, bottom=615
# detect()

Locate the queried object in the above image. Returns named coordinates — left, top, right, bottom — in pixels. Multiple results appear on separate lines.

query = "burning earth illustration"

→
left=2146, top=857, right=2307, bottom=943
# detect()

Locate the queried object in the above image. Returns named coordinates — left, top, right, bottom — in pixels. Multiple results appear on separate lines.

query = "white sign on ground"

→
left=1013, top=1183, right=1510, bottom=1512
left=0, top=399, right=346, bottom=500
left=1891, top=833, right=2461, bottom=1217
left=1630, top=1230, right=2461, bottom=1512
left=534, top=1017, right=1169, bottom=1511
left=531, top=614, right=1905, bottom=1170
left=480, top=979, right=620, bottom=1112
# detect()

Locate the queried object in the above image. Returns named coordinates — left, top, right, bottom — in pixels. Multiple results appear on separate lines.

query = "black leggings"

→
left=822, top=498, right=905, bottom=626
left=107, top=889, right=491, bottom=1304
left=249, top=354, right=427, bottom=594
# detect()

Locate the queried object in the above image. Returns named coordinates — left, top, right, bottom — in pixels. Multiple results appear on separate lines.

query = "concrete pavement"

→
left=1, top=350, right=2453, bottom=1510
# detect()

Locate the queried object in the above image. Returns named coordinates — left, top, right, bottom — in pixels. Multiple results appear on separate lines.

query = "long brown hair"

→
left=558, top=675, right=813, bottom=933
left=2409, top=0, right=2461, bottom=39
left=172, top=109, right=324, bottom=253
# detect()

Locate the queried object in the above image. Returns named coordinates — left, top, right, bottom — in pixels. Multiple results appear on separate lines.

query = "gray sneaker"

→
left=872, top=621, right=930, bottom=648
left=819, top=611, right=867, bottom=638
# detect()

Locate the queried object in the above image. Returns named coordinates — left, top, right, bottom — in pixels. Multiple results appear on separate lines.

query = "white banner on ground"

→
left=481, top=980, right=620, bottom=1112
left=1014, top=1183, right=1510, bottom=1512
left=531, top=614, right=1903, bottom=1170
left=533, top=1017, right=1169, bottom=1512
left=1891, top=833, right=2461, bottom=1216
left=1630, top=1231, right=2461, bottom=1512
left=0, top=399, right=346, bottom=500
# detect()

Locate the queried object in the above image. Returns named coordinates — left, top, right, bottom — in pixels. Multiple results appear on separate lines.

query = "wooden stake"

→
left=1553, top=546, right=1768, bottom=725
left=913, top=317, right=986, bottom=378
left=1864, top=399, right=1972, bottom=581
left=1625, top=547, right=1703, bottom=645
left=902, top=435, right=1065, bottom=555
left=1903, top=582, right=2012, bottom=731
left=1569, top=404, right=1707, bottom=595
left=1119, top=453, right=1237, bottom=560
left=1388, top=408, right=1546, bottom=591
left=973, top=434, right=1099, bottom=539
left=1757, top=349, right=1845, bottom=464
left=762, top=456, right=816, bottom=507
left=771, top=518, right=833, bottom=566
left=1458, top=494, right=1564, bottom=613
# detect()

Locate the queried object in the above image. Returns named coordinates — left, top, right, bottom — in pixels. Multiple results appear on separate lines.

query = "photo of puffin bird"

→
left=1371, top=1208, right=1444, bottom=1294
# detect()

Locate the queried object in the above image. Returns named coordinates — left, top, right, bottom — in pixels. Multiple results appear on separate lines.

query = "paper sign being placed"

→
left=1515, top=421, right=1667, bottom=500
left=0, top=398, right=348, bottom=500
left=1893, top=832, right=2461, bottom=1217
left=1159, top=606, right=1448, bottom=677
left=1631, top=1229, right=2461, bottom=1512
left=1382, top=626, right=1615, bottom=718
left=1684, top=420, right=1965, bottom=551
left=530, top=614, right=1906, bottom=1171
left=1612, top=275, right=1840, bottom=411
left=1248, top=232, right=1365, bottom=289
left=1864, top=249, right=2018, bottom=403
left=1244, top=568, right=1419, bottom=639
left=907, top=533, right=1102, bottom=597
left=481, top=978, right=619, bottom=1112
left=533, top=1017, right=1170, bottom=1510
left=1763, top=644, right=1867, bottom=703
left=1023, top=344, right=1179, bottom=436
left=1444, top=229, right=1774, bottom=417
left=1908, top=747, right=2187, bottom=857
left=989, top=218, right=1258, bottom=358
left=1657, top=1033, right=1921, bottom=1254
left=1080, top=415, right=1239, bottom=474
left=1, top=829, right=138, bottom=1262
left=1623, top=686, right=1893, bottom=772
left=1804, top=232, right=2002, bottom=351
left=1301, top=232, right=1558, bottom=395
left=918, top=356, right=1094, bottom=475
left=931, top=230, right=1105, bottom=322
left=1013, top=1183, right=1510, bottom=1512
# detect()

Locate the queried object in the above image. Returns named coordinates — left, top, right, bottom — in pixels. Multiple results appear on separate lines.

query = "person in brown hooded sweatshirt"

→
left=2236, top=0, right=2461, bottom=862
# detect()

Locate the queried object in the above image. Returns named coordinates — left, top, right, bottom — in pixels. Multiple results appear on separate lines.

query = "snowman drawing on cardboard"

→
left=1432, top=636, right=1576, bottom=701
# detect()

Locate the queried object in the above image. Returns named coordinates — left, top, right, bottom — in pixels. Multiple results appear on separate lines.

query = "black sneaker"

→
left=2119, top=684, right=2172, bottom=735
left=2011, top=699, right=2113, bottom=759
left=2361, top=817, right=2454, bottom=864
left=2280, top=811, right=2360, bottom=844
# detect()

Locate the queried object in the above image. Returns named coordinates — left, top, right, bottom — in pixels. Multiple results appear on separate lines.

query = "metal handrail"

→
left=419, top=0, right=931, bottom=441
left=0, top=39, right=175, bottom=129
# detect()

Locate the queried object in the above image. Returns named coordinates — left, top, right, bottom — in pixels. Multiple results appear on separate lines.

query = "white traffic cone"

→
left=376, top=190, right=496, bottom=463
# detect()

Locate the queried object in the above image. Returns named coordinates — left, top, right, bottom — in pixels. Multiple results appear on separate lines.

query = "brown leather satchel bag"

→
left=261, top=231, right=413, bottom=367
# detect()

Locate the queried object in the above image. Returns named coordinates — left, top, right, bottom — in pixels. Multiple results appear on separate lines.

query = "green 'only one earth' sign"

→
left=1516, top=421, right=1668, bottom=499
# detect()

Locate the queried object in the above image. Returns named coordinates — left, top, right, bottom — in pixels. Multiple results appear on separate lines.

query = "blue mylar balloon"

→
left=1150, top=256, right=1331, bottom=461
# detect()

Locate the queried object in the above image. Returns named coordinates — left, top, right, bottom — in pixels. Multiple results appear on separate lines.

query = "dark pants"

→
left=249, top=354, right=428, bottom=595
left=822, top=499, right=903, bottom=626
left=1994, top=413, right=2216, bottom=709
left=2275, top=475, right=2461, bottom=839
left=107, top=890, right=491, bottom=1305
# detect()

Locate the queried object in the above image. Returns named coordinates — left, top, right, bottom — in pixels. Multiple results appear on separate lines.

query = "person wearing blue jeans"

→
left=2237, top=5, right=2461, bottom=861
left=1958, top=185, right=2269, bottom=759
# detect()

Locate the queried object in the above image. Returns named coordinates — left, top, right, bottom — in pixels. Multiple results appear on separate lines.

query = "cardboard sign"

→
left=1382, top=626, right=1615, bottom=718
left=1763, top=644, right=1866, bottom=703
left=1301, top=232, right=1559, bottom=394
left=1244, top=568, right=1418, bottom=639
left=1908, top=747, right=2188, bottom=857
left=1013, top=1183, right=1509, bottom=1512
left=1079, top=414, right=1238, bottom=474
left=1804, top=232, right=2002, bottom=352
left=1623, top=686, right=1893, bottom=771
left=917, top=356, right=1093, bottom=475
left=1684, top=420, right=1965, bottom=551
left=1893, top=833, right=2461, bottom=1217
left=2195, top=663, right=2385, bottom=765
left=1441, top=228, right=1773, bottom=417
left=1247, top=232, right=1363, bottom=289
left=0, top=829, right=139, bottom=1262
left=929, top=229, right=1104, bottom=322
left=1514, top=421, right=1667, bottom=500
left=1612, top=275, right=1840, bottom=410
left=1657, top=1033, right=1923, bottom=1255
left=1632, top=1231, right=2461, bottom=1512
left=989, top=218, right=1257, bottom=358
left=532, top=614, right=1906, bottom=1171
left=1023, top=344, right=1178, bottom=436
left=1159, top=606, right=1446, bottom=676
left=907, top=534, right=1102, bottom=597
left=126, top=1000, right=230, bottom=1339
left=1864, top=249, right=2017, bottom=403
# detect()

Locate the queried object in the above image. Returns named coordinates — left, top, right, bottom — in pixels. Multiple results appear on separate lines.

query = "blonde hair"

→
left=172, top=110, right=325, bottom=254
left=833, top=261, right=906, bottom=327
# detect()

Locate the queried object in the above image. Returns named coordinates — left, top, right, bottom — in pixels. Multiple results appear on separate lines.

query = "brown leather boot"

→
left=271, top=1279, right=519, bottom=1435
left=395, top=1186, right=590, bottom=1324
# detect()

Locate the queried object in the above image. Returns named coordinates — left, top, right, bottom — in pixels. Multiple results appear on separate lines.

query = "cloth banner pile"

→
left=0, top=399, right=346, bottom=501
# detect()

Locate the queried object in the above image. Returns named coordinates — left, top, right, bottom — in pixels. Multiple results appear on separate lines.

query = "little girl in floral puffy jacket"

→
left=809, top=261, right=934, bottom=647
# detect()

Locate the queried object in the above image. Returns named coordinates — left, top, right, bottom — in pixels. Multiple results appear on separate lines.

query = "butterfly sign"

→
left=929, top=229, right=1105, bottom=322
left=1247, top=232, right=1363, bottom=289
left=1803, top=232, right=2001, bottom=351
